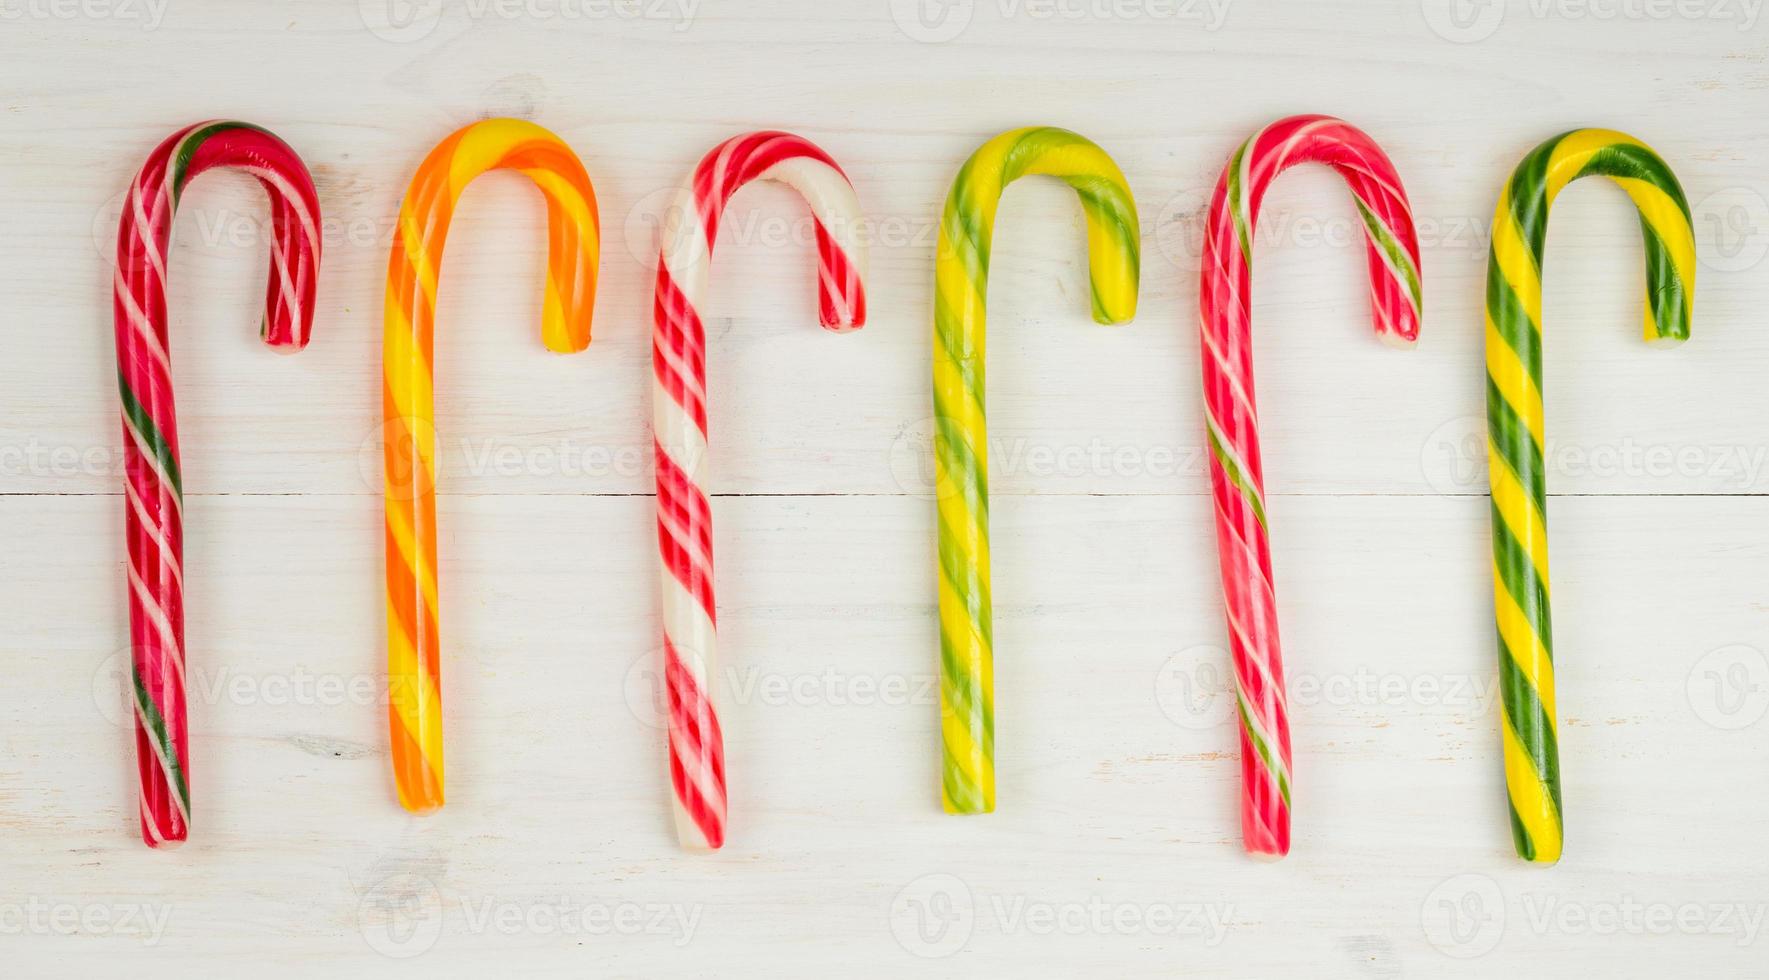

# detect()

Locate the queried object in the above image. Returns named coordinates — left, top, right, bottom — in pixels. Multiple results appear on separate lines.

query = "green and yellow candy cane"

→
left=1485, top=129, right=1695, bottom=863
left=933, top=128, right=1140, bottom=813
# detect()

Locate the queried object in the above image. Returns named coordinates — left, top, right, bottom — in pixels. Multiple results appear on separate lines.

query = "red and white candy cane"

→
left=652, top=131, right=866, bottom=850
left=113, top=121, right=321, bottom=848
left=1198, top=115, right=1421, bottom=859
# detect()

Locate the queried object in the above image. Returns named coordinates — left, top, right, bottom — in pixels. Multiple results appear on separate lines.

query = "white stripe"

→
left=127, top=564, right=186, bottom=689
left=124, top=480, right=183, bottom=588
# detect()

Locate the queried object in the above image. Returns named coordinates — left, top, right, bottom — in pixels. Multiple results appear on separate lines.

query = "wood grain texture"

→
left=1, top=0, right=1766, bottom=974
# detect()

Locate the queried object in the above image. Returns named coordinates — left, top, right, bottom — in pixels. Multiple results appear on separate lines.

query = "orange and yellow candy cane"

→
left=383, top=119, right=600, bottom=812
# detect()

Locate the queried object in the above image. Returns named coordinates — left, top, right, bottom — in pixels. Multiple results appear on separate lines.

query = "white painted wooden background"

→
left=2, top=0, right=1766, bottom=975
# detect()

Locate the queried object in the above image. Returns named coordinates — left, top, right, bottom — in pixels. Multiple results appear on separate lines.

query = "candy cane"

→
left=384, top=119, right=600, bottom=813
left=933, top=128, right=1140, bottom=815
left=652, top=131, right=866, bottom=850
left=1485, top=130, right=1694, bottom=864
left=113, top=121, right=321, bottom=848
left=1199, top=115, right=1422, bottom=859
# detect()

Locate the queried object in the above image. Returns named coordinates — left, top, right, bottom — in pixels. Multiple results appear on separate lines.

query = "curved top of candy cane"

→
left=1490, top=128, right=1695, bottom=347
left=1203, top=114, right=1422, bottom=347
left=386, top=118, right=600, bottom=355
left=656, top=130, right=867, bottom=334
left=116, top=120, right=321, bottom=351
left=936, top=126, right=1140, bottom=331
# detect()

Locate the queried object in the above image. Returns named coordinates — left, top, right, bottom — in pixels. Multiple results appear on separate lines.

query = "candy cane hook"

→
left=1199, top=115, right=1422, bottom=859
left=113, top=121, right=321, bottom=848
left=384, top=119, right=600, bottom=813
left=1485, top=130, right=1694, bottom=864
left=933, top=127, right=1141, bottom=816
left=652, top=131, right=866, bottom=850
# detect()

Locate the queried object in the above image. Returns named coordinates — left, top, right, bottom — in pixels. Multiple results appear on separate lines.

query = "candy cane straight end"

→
left=1485, top=128, right=1691, bottom=865
left=654, top=131, right=864, bottom=851
left=116, top=121, right=320, bottom=849
left=932, top=127, right=1139, bottom=820
left=1199, top=115, right=1418, bottom=859
left=383, top=118, right=600, bottom=817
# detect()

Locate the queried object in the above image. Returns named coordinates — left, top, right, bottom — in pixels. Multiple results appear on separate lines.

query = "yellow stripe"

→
left=1611, top=175, right=1697, bottom=335
left=1541, top=129, right=1647, bottom=201
left=385, top=594, right=446, bottom=775
left=397, top=209, right=441, bottom=312
left=1484, top=315, right=1544, bottom=449
left=1486, top=452, right=1550, bottom=591
left=1489, top=189, right=1543, bottom=329
left=1490, top=558, right=1557, bottom=718
left=1501, top=712, right=1563, bottom=863
left=385, top=495, right=440, bottom=630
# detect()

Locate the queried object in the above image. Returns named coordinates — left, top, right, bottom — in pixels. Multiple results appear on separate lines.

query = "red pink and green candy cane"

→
left=1198, top=115, right=1421, bottom=859
left=112, top=121, right=321, bottom=848
left=651, top=131, right=866, bottom=849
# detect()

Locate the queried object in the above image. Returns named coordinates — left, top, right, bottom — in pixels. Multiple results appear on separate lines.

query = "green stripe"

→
left=1353, top=199, right=1421, bottom=314
left=169, top=121, right=262, bottom=206
left=1235, top=695, right=1290, bottom=808
left=118, top=371, right=183, bottom=500
left=133, top=666, right=190, bottom=814
left=1204, top=419, right=1267, bottom=532
left=1484, top=375, right=1546, bottom=509
left=1486, top=499, right=1553, bottom=662
left=1485, top=253, right=1544, bottom=391
left=1227, top=140, right=1252, bottom=267
left=1496, top=638, right=1562, bottom=819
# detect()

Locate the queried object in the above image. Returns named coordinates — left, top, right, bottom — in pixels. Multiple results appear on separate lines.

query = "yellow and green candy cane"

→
left=1485, top=130, right=1694, bottom=863
left=933, top=128, right=1140, bottom=813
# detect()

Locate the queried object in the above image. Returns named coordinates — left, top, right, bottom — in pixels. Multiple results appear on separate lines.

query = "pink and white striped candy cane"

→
left=651, top=131, right=866, bottom=850
left=1198, top=115, right=1422, bottom=859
